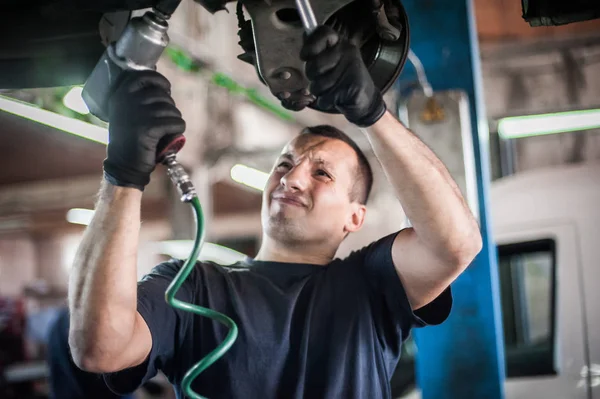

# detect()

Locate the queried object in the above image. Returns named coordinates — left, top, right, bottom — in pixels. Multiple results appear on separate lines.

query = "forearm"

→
left=363, top=111, right=481, bottom=263
left=68, top=179, right=142, bottom=369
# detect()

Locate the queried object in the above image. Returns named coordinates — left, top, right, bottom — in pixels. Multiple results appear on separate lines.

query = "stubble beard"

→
left=266, top=213, right=308, bottom=246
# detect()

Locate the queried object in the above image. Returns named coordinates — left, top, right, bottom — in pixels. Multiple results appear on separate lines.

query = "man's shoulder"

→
left=334, top=231, right=401, bottom=265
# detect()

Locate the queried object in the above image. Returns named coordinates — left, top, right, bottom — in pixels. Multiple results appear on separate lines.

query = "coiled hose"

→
left=163, top=194, right=239, bottom=398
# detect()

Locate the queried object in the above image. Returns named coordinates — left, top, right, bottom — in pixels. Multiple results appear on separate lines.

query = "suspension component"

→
left=237, top=0, right=410, bottom=114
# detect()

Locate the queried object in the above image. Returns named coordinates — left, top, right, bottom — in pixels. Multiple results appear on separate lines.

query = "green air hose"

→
left=163, top=196, right=239, bottom=399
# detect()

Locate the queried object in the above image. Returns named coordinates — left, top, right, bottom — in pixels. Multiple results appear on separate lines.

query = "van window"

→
left=389, top=239, right=558, bottom=395
left=498, top=239, right=557, bottom=378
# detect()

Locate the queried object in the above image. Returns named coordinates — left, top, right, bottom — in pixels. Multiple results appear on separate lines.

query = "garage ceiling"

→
left=0, top=0, right=599, bottom=195
left=0, top=110, right=105, bottom=186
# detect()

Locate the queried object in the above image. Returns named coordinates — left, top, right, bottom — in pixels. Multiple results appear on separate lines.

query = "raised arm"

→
left=299, top=26, right=482, bottom=310
left=364, top=112, right=481, bottom=310
left=68, top=70, right=186, bottom=372
left=68, top=182, right=150, bottom=372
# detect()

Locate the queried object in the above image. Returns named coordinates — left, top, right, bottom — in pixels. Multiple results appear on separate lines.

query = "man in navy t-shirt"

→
left=68, top=26, right=482, bottom=398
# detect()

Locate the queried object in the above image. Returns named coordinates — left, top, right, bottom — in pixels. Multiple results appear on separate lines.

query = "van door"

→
left=579, top=219, right=600, bottom=398
left=496, top=222, right=590, bottom=399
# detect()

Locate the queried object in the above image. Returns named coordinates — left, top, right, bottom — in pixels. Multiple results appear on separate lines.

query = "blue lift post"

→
left=398, top=1, right=506, bottom=398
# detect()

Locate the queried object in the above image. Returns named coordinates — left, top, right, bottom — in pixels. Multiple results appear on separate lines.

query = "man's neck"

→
left=254, top=237, right=336, bottom=265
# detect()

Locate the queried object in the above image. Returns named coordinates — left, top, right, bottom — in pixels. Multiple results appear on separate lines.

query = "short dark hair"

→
left=300, top=125, right=373, bottom=204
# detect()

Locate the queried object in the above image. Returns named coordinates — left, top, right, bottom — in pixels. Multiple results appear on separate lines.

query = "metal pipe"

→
left=407, top=49, right=433, bottom=97
left=499, top=137, right=517, bottom=177
left=294, top=0, right=318, bottom=33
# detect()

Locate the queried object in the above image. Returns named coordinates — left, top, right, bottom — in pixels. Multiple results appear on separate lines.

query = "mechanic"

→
left=68, top=25, right=482, bottom=398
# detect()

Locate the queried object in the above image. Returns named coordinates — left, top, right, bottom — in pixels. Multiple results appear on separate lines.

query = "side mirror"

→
left=522, top=0, right=600, bottom=26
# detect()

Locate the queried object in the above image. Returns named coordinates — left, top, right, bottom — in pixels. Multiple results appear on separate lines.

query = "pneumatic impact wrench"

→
left=81, top=7, right=238, bottom=393
left=82, top=1, right=196, bottom=202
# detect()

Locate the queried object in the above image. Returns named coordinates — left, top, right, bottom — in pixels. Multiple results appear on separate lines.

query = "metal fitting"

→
left=111, top=11, right=170, bottom=71
left=163, top=154, right=197, bottom=202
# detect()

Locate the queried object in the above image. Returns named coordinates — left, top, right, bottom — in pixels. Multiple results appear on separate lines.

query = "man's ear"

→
left=345, top=203, right=367, bottom=233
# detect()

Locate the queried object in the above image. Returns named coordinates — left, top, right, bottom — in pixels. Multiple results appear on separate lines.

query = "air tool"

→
left=81, top=3, right=238, bottom=397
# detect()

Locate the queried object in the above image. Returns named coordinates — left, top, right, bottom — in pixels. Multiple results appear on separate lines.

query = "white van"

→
left=395, top=162, right=600, bottom=399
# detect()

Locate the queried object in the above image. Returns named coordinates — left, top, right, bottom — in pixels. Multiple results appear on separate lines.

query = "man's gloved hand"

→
left=300, top=25, right=386, bottom=127
left=103, top=70, right=186, bottom=191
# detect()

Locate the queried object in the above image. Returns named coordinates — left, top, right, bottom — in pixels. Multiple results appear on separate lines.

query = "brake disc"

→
left=236, top=0, right=410, bottom=113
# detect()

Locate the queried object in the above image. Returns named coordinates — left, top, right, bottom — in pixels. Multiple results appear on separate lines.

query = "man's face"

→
left=261, top=134, right=366, bottom=247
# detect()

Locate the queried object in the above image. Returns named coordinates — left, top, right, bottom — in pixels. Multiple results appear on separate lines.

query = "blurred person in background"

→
left=47, top=307, right=130, bottom=399
left=47, top=308, right=168, bottom=398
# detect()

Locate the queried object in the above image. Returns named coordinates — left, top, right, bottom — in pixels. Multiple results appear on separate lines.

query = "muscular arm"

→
left=363, top=111, right=482, bottom=310
left=68, top=180, right=151, bottom=373
left=295, top=25, right=479, bottom=310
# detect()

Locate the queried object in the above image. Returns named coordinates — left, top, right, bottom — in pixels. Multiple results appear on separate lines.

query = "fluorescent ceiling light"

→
left=63, top=86, right=90, bottom=115
left=155, top=240, right=247, bottom=265
left=0, top=95, right=107, bottom=144
left=498, top=108, right=600, bottom=140
left=0, top=216, right=30, bottom=231
left=64, top=209, right=246, bottom=264
left=66, top=208, right=95, bottom=225
left=230, top=164, right=269, bottom=191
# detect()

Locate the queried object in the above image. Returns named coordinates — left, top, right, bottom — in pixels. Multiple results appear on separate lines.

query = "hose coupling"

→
left=162, top=154, right=197, bottom=202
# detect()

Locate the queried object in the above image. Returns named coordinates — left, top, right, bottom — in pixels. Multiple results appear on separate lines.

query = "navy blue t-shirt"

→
left=104, top=232, right=452, bottom=398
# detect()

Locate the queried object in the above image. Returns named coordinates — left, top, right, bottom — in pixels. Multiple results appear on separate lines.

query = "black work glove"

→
left=103, top=70, right=186, bottom=191
left=300, top=25, right=386, bottom=127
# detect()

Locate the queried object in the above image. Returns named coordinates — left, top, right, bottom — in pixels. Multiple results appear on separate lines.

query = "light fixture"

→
left=63, top=86, right=90, bottom=115
left=498, top=108, right=600, bottom=140
left=64, top=209, right=246, bottom=264
left=230, top=164, right=269, bottom=191
left=66, top=208, right=95, bottom=225
left=155, top=241, right=247, bottom=264
left=0, top=95, right=108, bottom=144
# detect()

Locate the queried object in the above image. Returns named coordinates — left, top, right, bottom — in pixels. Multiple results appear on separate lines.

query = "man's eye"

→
left=316, top=169, right=330, bottom=178
left=277, top=162, right=292, bottom=168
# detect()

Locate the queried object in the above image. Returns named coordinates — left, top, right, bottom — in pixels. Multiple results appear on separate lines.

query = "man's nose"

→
left=280, top=164, right=309, bottom=192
